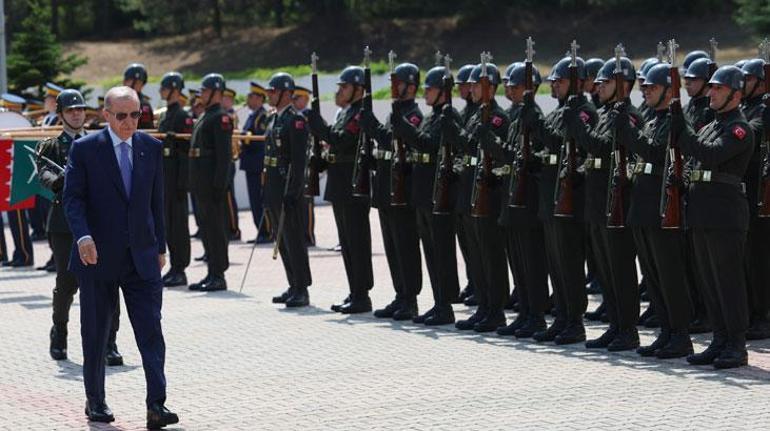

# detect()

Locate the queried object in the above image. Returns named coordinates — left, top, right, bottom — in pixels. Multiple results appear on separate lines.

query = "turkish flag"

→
left=0, top=138, right=35, bottom=211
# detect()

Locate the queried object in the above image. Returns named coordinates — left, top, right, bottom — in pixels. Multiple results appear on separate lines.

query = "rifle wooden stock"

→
left=661, top=64, right=683, bottom=230
left=509, top=60, right=533, bottom=209
left=470, top=67, right=493, bottom=218
left=390, top=74, right=408, bottom=206
left=352, top=59, right=373, bottom=197
left=304, top=69, right=322, bottom=197
left=432, top=72, right=455, bottom=215
left=758, top=61, right=770, bottom=218
left=553, top=62, right=579, bottom=217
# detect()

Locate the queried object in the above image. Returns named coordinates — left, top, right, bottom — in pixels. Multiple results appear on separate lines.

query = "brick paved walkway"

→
left=1, top=205, right=769, bottom=430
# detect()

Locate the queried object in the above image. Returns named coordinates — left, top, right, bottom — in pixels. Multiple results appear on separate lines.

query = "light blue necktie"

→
left=119, top=142, right=132, bottom=196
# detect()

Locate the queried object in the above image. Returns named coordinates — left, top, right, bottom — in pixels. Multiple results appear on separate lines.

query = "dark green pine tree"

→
left=7, top=0, right=87, bottom=94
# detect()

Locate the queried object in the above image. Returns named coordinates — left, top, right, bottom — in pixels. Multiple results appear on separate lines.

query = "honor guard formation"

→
left=3, top=36, right=770, bottom=373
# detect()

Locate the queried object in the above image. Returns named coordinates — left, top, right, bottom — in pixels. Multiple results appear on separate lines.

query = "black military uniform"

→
left=188, top=74, right=233, bottom=292
left=36, top=89, right=122, bottom=364
left=674, top=66, right=754, bottom=369
left=359, top=63, right=424, bottom=321
left=263, top=73, right=312, bottom=307
left=307, top=66, right=374, bottom=313
left=636, top=58, right=661, bottom=123
left=522, top=55, right=598, bottom=344
left=123, top=63, right=155, bottom=130
left=158, top=72, right=194, bottom=287
left=569, top=57, right=641, bottom=351
left=739, top=59, right=770, bottom=340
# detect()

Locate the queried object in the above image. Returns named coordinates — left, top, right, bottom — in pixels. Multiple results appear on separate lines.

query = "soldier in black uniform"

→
left=263, top=73, right=312, bottom=308
left=496, top=62, right=550, bottom=338
left=739, top=59, right=770, bottom=339
left=307, top=66, right=374, bottom=313
left=584, top=58, right=605, bottom=108
left=619, top=63, right=694, bottom=358
left=188, top=74, right=233, bottom=292
left=122, top=63, right=155, bottom=130
left=359, top=62, right=424, bottom=321
left=37, top=89, right=123, bottom=365
left=637, top=58, right=661, bottom=123
left=570, top=56, right=641, bottom=351
left=671, top=66, right=754, bottom=369
left=158, top=72, right=194, bottom=287
left=241, top=82, right=273, bottom=244
left=521, top=54, right=598, bottom=344
left=456, top=61, right=511, bottom=332
left=292, top=85, right=317, bottom=247
left=222, top=88, right=242, bottom=242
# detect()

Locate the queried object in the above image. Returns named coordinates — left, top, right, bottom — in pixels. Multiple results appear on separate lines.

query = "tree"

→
left=6, top=0, right=87, bottom=93
left=734, top=0, right=770, bottom=36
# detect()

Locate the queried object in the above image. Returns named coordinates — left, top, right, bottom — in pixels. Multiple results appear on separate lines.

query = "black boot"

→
left=584, top=302, right=606, bottom=321
left=505, top=289, right=518, bottom=311
left=105, top=343, right=124, bottom=366
left=455, top=308, right=487, bottom=330
left=197, top=274, right=227, bottom=292
left=585, top=326, right=618, bottom=349
left=746, top=317, right=770, bottom=340
left=533, top=318, right=567, bottom=342
left=162, top=270, right=187, bottom=288
left=272, top=287, right=293, bottom=304
left=637, top=329, right=671, bottom=357
left=474, top=309, right=506, bottom=333
left=554, top=321, right=586, bottom=345
left=606, top=327, right=640, bottom=352
left=189, top=274, right=212, bottom=291
left=146, top=402, right=179, bottom=429
left=339, top=296, right=372, bottom=314
left=459, top=284, right=474, bottom=301
left=514, top=313, right=547, bottom=339
left=655, top=330, right=694, bottom=359
left=687, top=338, right=727, bottom=366
left=689, top=317, right=712, bottom=334
left=425, top=305, right=455, bottom=326
left=393, top=302, right=418, bottom=321
left=496, top=312, right=528, bottom=336
left=330, top=295, right=351, bottom=313
left=49, top=326, right=67, bottom=360
left=285, top=287, right=309, bottom=308
left=713, top=338, right=749, bottom=369
left=374, top=299, right=401, bottom=318
left=412, top=306, right=435, bottom=324
left=463, top=294, right=479, bottom=307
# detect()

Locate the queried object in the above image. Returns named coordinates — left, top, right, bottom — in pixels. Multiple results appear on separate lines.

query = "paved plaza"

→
left=1, top=204, right=769, bottom=430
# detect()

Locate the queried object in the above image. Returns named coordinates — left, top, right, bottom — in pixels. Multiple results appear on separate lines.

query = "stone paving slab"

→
left=1, top=204, right=769, bottom=430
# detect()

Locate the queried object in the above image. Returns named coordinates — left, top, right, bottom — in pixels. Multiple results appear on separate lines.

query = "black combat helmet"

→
left=123, top=63, right=148, bottom=84
left=456, top=64, right=476, bottom=84
left=337, top=66, right=365, bottom=86
left=682, top=50, right=710, bottom=73
left=585, top=58, right=605, bottom=80
left=741, top=58, right=766, bottom=80
left=595, top=57, right=636, bottom=84
left=393, top=63, right=420, bottom=86
left=201, top=73, right=226, bottom=91
left=56, top=89, right=88, bottom=113
left=547, top=56, right=587, bottom=81
left=423, top=66, right=449, bottom=89
left=468, top=63, right=501, bottom=86
left=709, top=65, right=745, bottom=91
left=641, top=63, right=672, bottom=88
left=160, top=72, right=185, bottom=91
left=684, top=58, right=711, bottom=81
left=268, top=72, right=296, bottom=91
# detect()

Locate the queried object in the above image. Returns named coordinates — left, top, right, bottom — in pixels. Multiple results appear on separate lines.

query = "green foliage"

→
left=734, top=0, right=770, bottom=35
left=6, top=0, right=88, bottom=94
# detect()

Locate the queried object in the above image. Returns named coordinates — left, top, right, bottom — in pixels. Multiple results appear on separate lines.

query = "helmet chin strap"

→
left=60, top=113, right=83, bottom=135
left=714, top=88, right=736, bottom=112
left=653, top=87, right=668, bottom=110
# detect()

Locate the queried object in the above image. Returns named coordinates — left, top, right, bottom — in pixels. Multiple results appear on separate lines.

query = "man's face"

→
left=583, top=80, right=596, bottom=94
left=335, top=84, right=354, bottom=107
left=267, top=89, right=280, bottom=107
left=62, top=107, right=85, bottom=129
left=123, top=79, right=144, bottom=93
left=293, top=95, right=309, bottom=111
left=642, top=84, right=665, bottom=109
left=471, top=82, right=485, bottom=103
left=458, top=83, right=471, bottom=99
left=104, top=97, right=140, bottom=141
left=684, top=77, right=705, bottom=97
left=44, top=95, right=57, bottom=112
left=708, top=84, right=736, bottom=111
left=744, top=75, right=759, bottom=97
left=222, top=95, right=234, bottom=110
left=550, top=78, right=570, bottom=100
left=507, top=84, right=526, bottom=104
left=424, top=87, right=441, bottom=106
left=247, top=93, right=263, bottom=110
left=597, top=80, right=615, bottom=103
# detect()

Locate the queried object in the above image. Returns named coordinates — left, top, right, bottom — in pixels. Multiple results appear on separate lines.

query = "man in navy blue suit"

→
left=63, top=86, right=178, bottom=429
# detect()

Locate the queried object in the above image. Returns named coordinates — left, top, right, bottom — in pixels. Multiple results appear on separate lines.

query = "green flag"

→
left=10, top=139, right=55, bottom=205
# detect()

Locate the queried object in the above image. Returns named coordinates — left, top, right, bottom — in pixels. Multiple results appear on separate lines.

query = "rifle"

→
left=607, top=44, right=629, bottom=229
left=470, top=51, right=494, bottom=218
left=508, top=37, right=535, bottom=208
left=389, top=50, right=408, bottom=207
left=304, top=52, right=322, bottom=197
left=758, top=38, right=770, bottom=218
left=707, top=37, right=718, bottom=79
left=661, top=39, right=684, bottom=230
left=352, top=46, right=374, bottom=197
left=272, top=164, right=293, bottom=260
left=554, top=40, right=580, bottom=218
left=432, top=53, right=455, bottom=215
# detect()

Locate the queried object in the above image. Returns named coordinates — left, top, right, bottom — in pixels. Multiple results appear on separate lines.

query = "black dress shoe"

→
left=463, top=294, right=479, bottom=307
left=713, top=346, right=749, bottom=369
left=331, top=295, right=351, bottom=312
left=514, top=314, right=547, bottom=339
left=637, top=330, right=671, bottom=357
left=31, top=231, right=47, bottom=242
left=746, top=318, right=770, bottom=340
left=533, top=319, right=567, bottom=342
left=0, top=259, right=9, bottom=267
left=586, top=326, right=618, bottom=349
left=505, top=290, right=518, bottom=311
left=272, top=287, right=293, bottom=303
left=455, top=308, right=487, bottom=330
left=689, top=317, right=712, bottom=334
left=339, top=297, right=372, bottom=314
left=229, top=231, right=242, bottom=242
left=585, top=302, right=606, bottom=321
left=50, top=326, right=67, bottom=360
left=163, top=271, right=187, bottom=287
left=9, top=259, right=33, bottom=267
left=412, top=307, right=435, bottom=324
left=285, top=287, right=310, bottom=308
left=198, top=275, right=227, bottom=292
left=106, top=343, right=124, bottom=366
left=459, top=285, right=474, bottom=301
left=687, top=341, right=726, bottom=365
left=194, top=254, right=208, bottom=262
left=497, top=313, right=528, bottom=336
left=554, top=321, right=586, bottom=345
left=393, top=303, right=418, bottom=321
left=255, top=236, right=274, bottom=244
left=37, top=256, right=55, bottom=271
left=474, top=310, right=506, bottom=333
left=85, top=400, right=114, bottom=423
left=425, top=305, right=455, bottom=326
left=374, top=299, right=401, bottom=318
left=656, top=331, right=694, bottom=359
left=586, top=279, right=602, bottom=295
left=189, top=275, right=212, bottom=291
left=147, top=402, right=179, bottom=429
left=606, top=327, right=640, bottom=352
left=643, top=314, right=660, bottom=328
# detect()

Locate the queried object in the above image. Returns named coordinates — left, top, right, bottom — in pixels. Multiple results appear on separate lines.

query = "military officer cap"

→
left=124, top=63, right=148, bottom=84
left=641, top=63, right=672, bottom=87
left=268, top=72, right=296, bottom=91
left=637, top=58, right=660, bottom=81
left=709, top=65, right=745, bottom=91
left=684, top=58, right=711, bottom=81
left=293, top=85, right=311, bottom=99
left=223, top=88, right=236, bottom=98
left=595, top=57, right=636, bottom=84
left=423, top=66, right=449, bottom=89
left=201, top=73, right=226, bottom=91
left=547, top=56, right=587, bottom=81
left=337, top=66, right=365, bottom=86
left=585, top=58, right=605, bottom=79
left=734, top=59, right=749, bottom=69
left=506, top=63, right=540, bottom=88
left=682, top=50, right=710, bottom=74
left=45, top=82, right=64, bottom=98
left=0, top=93, right=26, bottom=111
left=160, top=72, right=185, bottom=91
left=741, top=59, right=766, bottom=80
left=468, top=63, right=501, bottom=86
left=503, top=62, right=523, bottom=83
left=394, top=63, right=420, bottom=86
left=56, top=89, right=88, bottom=113
left=25, top=99, right=44, bottom=110
left=456, top=64, right=476, bottom=84
left=249, top=81, right=267, bottom=97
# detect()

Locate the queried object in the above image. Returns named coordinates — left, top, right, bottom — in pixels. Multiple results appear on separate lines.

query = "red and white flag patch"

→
left=408, top=115, right=421, bottom=126
left=732, top=125, right=747, bottom=140
left=491, top=115, right=503, bottom=127
left=579, top=111, right=590, bottom=124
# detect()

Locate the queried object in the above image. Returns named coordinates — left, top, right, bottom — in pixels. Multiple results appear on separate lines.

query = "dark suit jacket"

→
left=63, top=128, right=166, bottom=281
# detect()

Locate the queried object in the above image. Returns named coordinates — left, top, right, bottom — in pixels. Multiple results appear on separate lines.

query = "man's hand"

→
left=78, top=238, right=98, bottom=266
left=159, top=254, right=166, bottom=271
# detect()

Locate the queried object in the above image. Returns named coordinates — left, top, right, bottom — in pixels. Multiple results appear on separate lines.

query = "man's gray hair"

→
left=104, top=86, right=140, bottom=110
